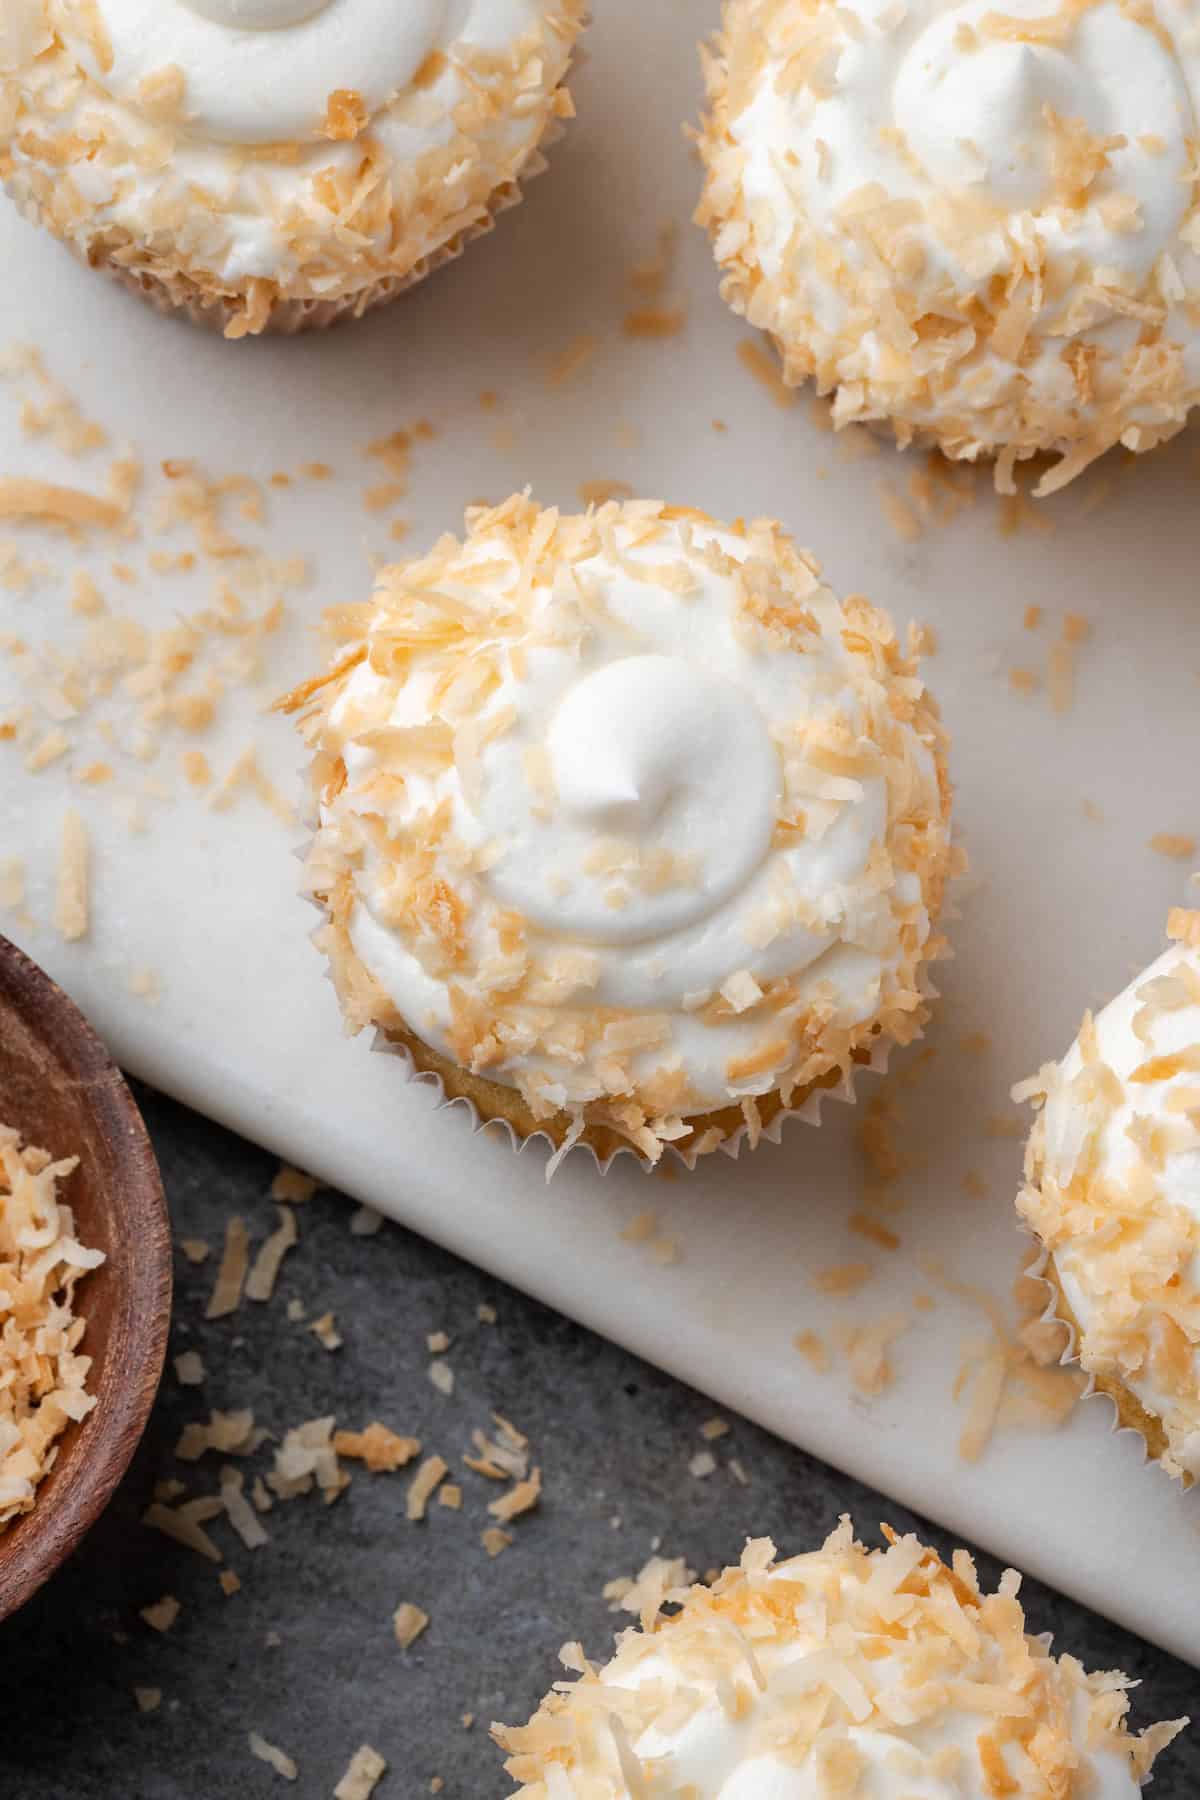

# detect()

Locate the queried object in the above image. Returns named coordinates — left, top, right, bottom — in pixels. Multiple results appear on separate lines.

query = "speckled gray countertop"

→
left=3, top=1085, right=1196, bottom=1798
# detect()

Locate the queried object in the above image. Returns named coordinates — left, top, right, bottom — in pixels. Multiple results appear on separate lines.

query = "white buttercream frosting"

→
left=291, top=495, right=952, bottom=1162
left=696, top=0, right=1200, bottom=491
left=0, top=0, right=582, bottom=323
left=1017, top=918, right=1200, bottom=1480
left=496, top=1524, right=1183, bottom=1799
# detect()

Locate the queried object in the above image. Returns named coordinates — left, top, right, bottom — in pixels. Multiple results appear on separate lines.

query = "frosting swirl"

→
left=497, top=1524, right=1181, bottom=1799
left=80, top=0, right=452, bottom=144
left=290, top=495, right=952, bottom=1161
left=0, top=0, right=582, bottom=323
left=1017, top=915, right=1200, bottom=1480
left=697, top=0, right=1200, bottom=491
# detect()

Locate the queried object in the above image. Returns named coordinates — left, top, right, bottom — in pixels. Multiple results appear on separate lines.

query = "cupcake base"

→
left=1039, top=1253, right=1192, bottom=1487
left=77, top=169, right=531, bottom=340
left=372, top=1015, right=880, bottom=1174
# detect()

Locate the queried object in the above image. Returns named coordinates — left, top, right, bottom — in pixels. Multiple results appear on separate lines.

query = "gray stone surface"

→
left=2, top=1086, right=1195, bottom=1798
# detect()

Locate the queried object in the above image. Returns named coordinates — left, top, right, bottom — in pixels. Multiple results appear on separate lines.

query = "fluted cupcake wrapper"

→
left=69, top=164, right=537, bottom=339
left=1018, top=1232, right=1193, bottom=1488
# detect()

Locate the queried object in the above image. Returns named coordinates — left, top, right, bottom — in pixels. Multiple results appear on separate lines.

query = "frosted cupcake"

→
left=0, top=0, right=584, bottom=338
left=282, top=494, right=953, bottom=1168
left=696, top=0, right=1200, bottom=494
left=1016, top=909, right=1200, bottom=1484
left=495, top=1523, right=1186, bottom=1796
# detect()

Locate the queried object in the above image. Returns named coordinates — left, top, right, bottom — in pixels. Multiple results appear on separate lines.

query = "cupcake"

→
left=281, top=494, right=953, bottom=1168
left=1016, top=909, right=1200, bottom=1484
left=0, top=0, right=584, bottom=338
left=495, top=1522, right=1186, bottom=1796
left=695, top=0, right=1200, bottom=494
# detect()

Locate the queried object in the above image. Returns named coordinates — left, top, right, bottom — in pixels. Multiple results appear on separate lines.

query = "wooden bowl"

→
left=0, top=936, right=171, bottom=1621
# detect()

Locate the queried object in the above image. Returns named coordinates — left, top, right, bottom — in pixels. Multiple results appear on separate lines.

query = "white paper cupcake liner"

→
left=76, top=166, right=536, bottom=339
left=1019, top=1229, right=1168, bottom=1481
left=296, top=817, right=944, bottom=1180
left=358, top=978, right=930, bottom=1181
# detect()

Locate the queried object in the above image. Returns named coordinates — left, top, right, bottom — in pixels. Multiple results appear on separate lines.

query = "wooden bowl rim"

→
left=0, top=936, right=171, bottom=1621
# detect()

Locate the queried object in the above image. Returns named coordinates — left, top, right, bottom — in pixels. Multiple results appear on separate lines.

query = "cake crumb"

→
left=688, top=1450, right=717, bottom=1479
left=482, top=1526, right=512, bottom=1557
left=350, top=1205, right=383, bottom=1236
left=699, top=1417, right=729, bottom=1441
left=133, top=1688, right=162, bottom=1715
left=476, top=1303, right=497, bottom=1325
left=438, top=1484, right=463, bottom=1510
left=429, top=1359, right=454, bottom=1396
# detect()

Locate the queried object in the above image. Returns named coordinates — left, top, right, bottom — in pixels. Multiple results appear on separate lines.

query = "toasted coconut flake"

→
left=488, top=1467, right=542, bottom=1523
left=221, top=1465, right=270, bottom=1550
left=205, top=1216, right=250, bottom=1319
left=142, top=1500, right=223, bottom=1564
left=334, top=1423, right=421, bottom=1472
left=270, top=1166, right=317, bottom=1204
left=139, top=1595, right=180, bottom=1633
left=1149, top=833, right=1196, bottom=861
left=245, top=1206, right=298, bottom=1303
left=174, top=1351, right=205, bottom=1387
left=53, top=808, right=89, bottom=941
left=429, top=1359, right=455, bottom=1396
left=393, top=1601, right=430, bottom=1649
left=334, top=1746, right=388, bottom=1800
left=736, top=340, right=796, bottom=407
left=794, top=1329, right=829, bottom=1371
left=0, top=1125, right=104, bottom=1530
left=0, top=478, right=124, bottom=530
left=310, top=1311, right=343, bottom=1351
left=407, top=1454, right=448, bottom=1520
left=249, top=1732, right=299, bottom=1781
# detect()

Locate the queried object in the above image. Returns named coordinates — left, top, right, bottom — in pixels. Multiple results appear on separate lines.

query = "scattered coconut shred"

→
left=0, top=1123, right=105, bottom=1529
